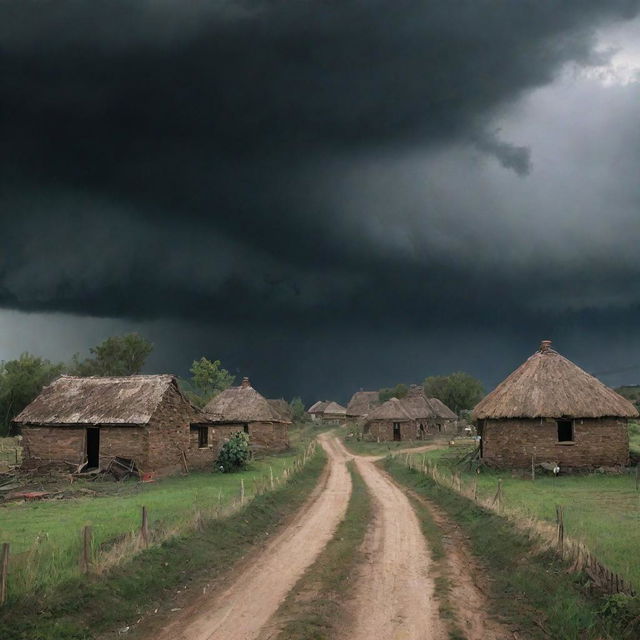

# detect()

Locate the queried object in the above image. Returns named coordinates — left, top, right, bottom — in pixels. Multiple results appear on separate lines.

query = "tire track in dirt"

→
left=397, top=482, right=513, bottom=640
left=151, top=433, right=352, bottom=640
left=335, top=438, right=446, bottom=640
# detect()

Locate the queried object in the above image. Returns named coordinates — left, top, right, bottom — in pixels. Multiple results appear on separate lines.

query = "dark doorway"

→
left=557, top=420, right=573, bottom=442
left=198, top=426, right=209, bottom=448
left=393, top=422, right=401, bottom=441
left=418, top=424, right=425, bottom=440
left=86, top=428, right=100, bottom=468
left=243, top=423, right=249, bottom=434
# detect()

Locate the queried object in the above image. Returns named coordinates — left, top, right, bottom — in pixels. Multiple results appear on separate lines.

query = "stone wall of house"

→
left=480, top=418, right=630, bottom=468
left=21, top=426, right=86, bottom=468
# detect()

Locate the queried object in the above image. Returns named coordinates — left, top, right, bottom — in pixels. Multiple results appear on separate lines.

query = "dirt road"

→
left=341, top=441, right=446, bottom=640
left=152, top=433, right=352, bottom=640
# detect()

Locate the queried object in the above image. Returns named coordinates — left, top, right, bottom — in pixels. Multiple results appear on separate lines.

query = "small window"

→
left=557, top=420, right=573, bottom=442
left=198, top=426, right=209, bottom=448
left=243, top=423, right=249, bottom=434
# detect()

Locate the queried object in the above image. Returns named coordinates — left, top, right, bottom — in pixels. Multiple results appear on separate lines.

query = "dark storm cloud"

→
left=1, top=0, right=640, bottom=338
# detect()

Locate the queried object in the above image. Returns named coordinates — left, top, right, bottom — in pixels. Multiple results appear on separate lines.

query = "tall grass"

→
left=1, top=425, right=318, bottom=602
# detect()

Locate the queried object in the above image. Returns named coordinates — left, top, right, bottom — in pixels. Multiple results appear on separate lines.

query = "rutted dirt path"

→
left=152, top=433, right=351, bottom=640
left=336, top=440, right=447, bottom=640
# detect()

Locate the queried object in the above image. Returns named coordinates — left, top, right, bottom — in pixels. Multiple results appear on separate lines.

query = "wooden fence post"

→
left=141, top=506, right=149, bottom=547
left=531, top=454, right=535, bottom=481
left=81, top=526, right=92, bottom=574
left=270, top=466, right=274, bottom=490
left=473, top=479, right=478, bottom=503
left=0, top=543, right=9, bottom=605
left=556, top=505, right=564, bottom=558
left=240, top=479, right=245, bottom=505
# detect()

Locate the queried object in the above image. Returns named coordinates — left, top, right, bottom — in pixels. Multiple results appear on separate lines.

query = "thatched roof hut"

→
left=473, top=340, right=638, bottom=469
left=203, top=377, right=289, bottom=451
left=204, top=378, right=287, bottom=423
left=15, top=375, right=215, bottom=475
left=14, top=374, right=182, bottom=426
left=346, top=391, right=380, bottom=419
left=473, top=341, right=638, bottom=420
left=308, top=400, right=329, bottom=415
left=321, top=401, right=347, bottom=423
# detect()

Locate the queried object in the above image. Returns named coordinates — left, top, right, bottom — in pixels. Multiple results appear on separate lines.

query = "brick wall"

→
left=21, top=426, right=85, bottom=467
left=480, top=417, right=630, bottom=468
left=211, top=421, right=289, bottom=452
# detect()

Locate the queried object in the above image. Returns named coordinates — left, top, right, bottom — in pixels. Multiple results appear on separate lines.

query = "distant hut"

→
left=204, top=377, right=290, bottom=452
left=346, top=391, right=381, bottom=424
left=307, top=400, right=329, bottom=422
left=268, top=399, right=293, bottom=422
left=362, top=397, right=420, bottom=441
left=321, top=401, right=347, bottom=424
left=472, top=340, right=638, bottom=469
left=14, top=375, right=215, bottom=475
left=428, top=398, right=458, bottom=433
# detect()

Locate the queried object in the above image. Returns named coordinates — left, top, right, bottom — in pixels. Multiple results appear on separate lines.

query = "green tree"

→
left=378, top=383, right=409, bottom=403
left=423, top=372, right=484, bottom=414
left=70, top=333, right=153, bottom=376
left=216, top=431, right=251, bottom=472
left=183, top=357, right=235, bottom=408
left=0, top=353, right=64, bottom=435
left=289, top=396, right=306, bottom=422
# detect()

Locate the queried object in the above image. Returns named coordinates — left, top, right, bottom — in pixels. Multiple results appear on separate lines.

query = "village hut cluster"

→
left=473, top=340, right=638, bottom=469
left=15, top=375, right=290, bottom=477
left=307, top=386, right=458, bottom=441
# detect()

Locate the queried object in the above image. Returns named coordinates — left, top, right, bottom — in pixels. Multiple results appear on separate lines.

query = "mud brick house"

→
left=307, top=401, right=329, bottom=422
left=320, top=401, right=347, bottom=424
left=346, top=391, right=380, bottom=424
left=204, top=378, right=290, bottom=452
left=363, top=397, right=423, bottom=441
left=14, top=375, right=216, bottom=475
left=472, top=340, right=638, bottom=469
left=362, top=386, right=458, bottom=441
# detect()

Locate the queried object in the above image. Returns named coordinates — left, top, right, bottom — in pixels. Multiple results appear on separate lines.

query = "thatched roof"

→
left=268, top=399, right=293, bottom=421
left=323, top=401, right=347, bottom=416
left=14, top=375, right=190, bottom=426
left=473, top=341, right=639, bottom=420
left=365, top=397, right=415, bottom=422
left=428, top=398, right=458, bottom=420
left=204, top=378, right=287, bottom=423
left=307, top=400, right=329, bottom=414
left=346, top=391, right=380, bottom=416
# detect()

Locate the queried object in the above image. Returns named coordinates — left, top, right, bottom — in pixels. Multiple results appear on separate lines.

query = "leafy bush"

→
left=216, top=432, right=251, bottom=472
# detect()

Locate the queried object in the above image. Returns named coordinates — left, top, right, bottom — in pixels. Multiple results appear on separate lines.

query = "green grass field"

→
left=0, top=436, right=22, bottom=466
left=340, top=433, right=450, bottom=457
left=413, top=445, right=640, bottom=589
left=0, top=423, right=318, bottom=599
left=629, top=422, right=640, bottom=455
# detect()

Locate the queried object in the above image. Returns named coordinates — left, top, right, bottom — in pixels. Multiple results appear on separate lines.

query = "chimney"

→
left=241, top=377, right=251, bottom=388
left=540, top=340, right=552, bottom=352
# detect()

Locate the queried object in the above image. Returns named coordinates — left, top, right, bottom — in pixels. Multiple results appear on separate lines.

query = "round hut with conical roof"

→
left=472, top=340, right=638, bottom=469
left=204, top=377, right=290, bottom=452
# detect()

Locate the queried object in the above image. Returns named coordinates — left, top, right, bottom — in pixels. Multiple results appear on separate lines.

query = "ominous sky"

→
left=2, top=1, right=640, bottom=403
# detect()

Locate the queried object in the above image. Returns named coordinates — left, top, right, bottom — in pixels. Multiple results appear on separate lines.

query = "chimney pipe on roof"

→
left=540, top=340, right=552, bottom=352
left=241, top=377, right=251, bottom=388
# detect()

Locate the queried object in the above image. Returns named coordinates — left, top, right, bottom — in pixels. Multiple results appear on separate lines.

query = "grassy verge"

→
left=272, top=460, right=371, bottom=640
left=384, top=456, right=640, bottom=640
left=0, top=423, right=316, bottom=599
left=629, top=422, right=640, bottom=456
left=416, top=446, right=640, bottom=588
left=0, top=444, right=327, bottom=640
